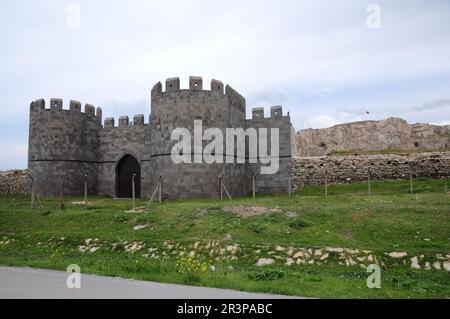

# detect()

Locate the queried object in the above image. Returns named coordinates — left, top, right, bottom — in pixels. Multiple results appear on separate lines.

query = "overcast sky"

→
left=1, top=0, right=449, bottom=170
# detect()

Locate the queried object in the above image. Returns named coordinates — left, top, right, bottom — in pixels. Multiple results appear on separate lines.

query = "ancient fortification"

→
left=28, top=76, right=293, bottom=199
left=295, top=117, right=450, bottom=157
left=25, top=77, right=449, bottom=199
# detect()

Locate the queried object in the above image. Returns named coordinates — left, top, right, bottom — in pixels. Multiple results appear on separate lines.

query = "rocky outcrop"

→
left=0, top=170, right=28, bottom=195
left=295, top=117, right=450, bottom=157
left=292, top=152, right=450, bottom=189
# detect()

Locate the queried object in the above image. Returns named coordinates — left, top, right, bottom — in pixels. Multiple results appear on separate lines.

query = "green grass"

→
left=0, top=178, right=449, bottom=298
left=329, top=148, right=448, bottom=156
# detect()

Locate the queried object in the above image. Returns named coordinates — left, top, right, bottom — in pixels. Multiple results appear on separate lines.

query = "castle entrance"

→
left=116, top=155, right=141, bottom=198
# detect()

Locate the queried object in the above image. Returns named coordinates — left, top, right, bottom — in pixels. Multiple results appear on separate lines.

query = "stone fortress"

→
left=28, top=76, right=294, bottom=199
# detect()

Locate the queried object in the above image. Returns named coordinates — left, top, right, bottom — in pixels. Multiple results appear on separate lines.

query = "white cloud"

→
left=431, top=121, right=450, bottom=126
left=1, top=1, right=450, bottom=169
left=303, top=112, right=364, bottom=129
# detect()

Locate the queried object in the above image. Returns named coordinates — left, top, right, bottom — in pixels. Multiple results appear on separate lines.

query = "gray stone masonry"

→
left=292, top=152, right=450, bottom=189
left=28, top=76, right=293, bottom=198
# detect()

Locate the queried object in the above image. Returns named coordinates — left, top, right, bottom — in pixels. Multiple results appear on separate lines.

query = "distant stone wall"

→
left=292, top=152, right=450, bottom=189
left=295, top=117, right=450, bottom=157
left=0, top=170, right=28, bottom=195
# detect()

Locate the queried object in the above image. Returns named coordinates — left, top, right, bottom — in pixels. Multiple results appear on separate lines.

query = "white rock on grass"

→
left=325, top=247, right=344, bottom=253
left=293, top=252, right=305, bottom=259
left=410, top=256, right=420, bottom=269
left=425, top=262, right=431, bottom=270
left=443, top=261, right=450, bottom=272
left=133, top=224, right=148, bottom=231
left=285, top=258, right=294, bottom=266
left=255, top=258, right=274, bottom=266
left=432, top=261, right=441, bottom=270
left=387, top=252, right=407, bottom=258
left=320, top=253, right=329, bottom=261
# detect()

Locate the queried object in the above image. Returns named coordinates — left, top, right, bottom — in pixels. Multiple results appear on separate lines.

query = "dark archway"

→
left=116, top=155, right=141, bottom=198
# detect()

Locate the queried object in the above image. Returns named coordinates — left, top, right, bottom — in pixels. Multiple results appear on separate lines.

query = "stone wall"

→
left=0, top=170, right=28, bottom=195
left=292, top=152, right=450, bottom=189
left=27, top=76, right=294, bottom=199
left=295, top=117, right=450, bottom=157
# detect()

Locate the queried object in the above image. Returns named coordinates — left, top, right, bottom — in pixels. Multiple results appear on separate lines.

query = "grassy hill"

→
left=0, top=178, right=449, bottom=298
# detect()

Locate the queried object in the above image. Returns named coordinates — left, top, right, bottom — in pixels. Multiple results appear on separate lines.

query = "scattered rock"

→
left=432, top=261, right=441, bottom=270
left=320, top=253, right=329, bottom=261
left=133, top=224, right=148, bottom=231
left=285, top=258, right=294, bottom=266
left=255, top=258, right=275, bottom=266
left=387, top=252, right=407, bottom=258
left=443, top=261, right=450, bottom=272
left=410, top=256, right=420, bottom=269
left=325, top=247, right=344, bottom=253
left=124, top=206, right=148, bottom=214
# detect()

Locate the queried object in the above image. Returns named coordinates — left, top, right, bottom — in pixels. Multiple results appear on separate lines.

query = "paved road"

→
left=0, top=266, right=298, bottom=299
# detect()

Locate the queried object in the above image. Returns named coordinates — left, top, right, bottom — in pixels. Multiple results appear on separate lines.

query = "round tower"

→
left=149, top=76, right=246, bottom=199
left=28, top=98, right=102, bottom=196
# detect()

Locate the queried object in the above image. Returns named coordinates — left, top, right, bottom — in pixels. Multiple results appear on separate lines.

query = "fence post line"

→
left=252, top=173, right=256, bottom=198
left=220, top=176, right=223, bottom=201
left=158, top=175, right=162, bottom=204
left=409, top=162, right=413, bottom=194
left=30, top=176, right=35, bottom=209
left=59, top=180, right=65, bottom=210
left=132, top=173, right=136, bottom=210
left=84, top=173, right=88, bottom=209
left=287, top=178, right=291, bottom=197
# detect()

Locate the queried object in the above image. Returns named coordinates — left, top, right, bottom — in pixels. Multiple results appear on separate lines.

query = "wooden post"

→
left=288, top=178, right=292, bottom=197
left=252, top=173, right=256, bottom=198
left=30, top=177, right=35, bottom=209
left=147, top=177, right=160, bottom=205
left=59, top=180, right=65, bottom=210
left=324, top=170, right=328, bottom=197
left=132, top=173, right=136, bottom=210
left=219, top=176, right=223, bottom=201
left=368, top=167, right=371, bottom=196
left=84, top=174, right=88, bottom=209
left=158, top=175, right=162, bottom=204
left=409, top=164, right=413, bottom=195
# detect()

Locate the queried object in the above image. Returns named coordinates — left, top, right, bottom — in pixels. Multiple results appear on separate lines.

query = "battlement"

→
left=251, top=105, right=285, bottom=120
left=151, top=76, right=233, bottom=97
left=102, top=114, right=147, bottom=128
left=30, top=98, right=102, bottom=122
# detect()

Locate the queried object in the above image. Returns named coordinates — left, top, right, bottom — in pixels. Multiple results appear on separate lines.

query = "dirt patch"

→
left=222, top=205, right=280, bottom=218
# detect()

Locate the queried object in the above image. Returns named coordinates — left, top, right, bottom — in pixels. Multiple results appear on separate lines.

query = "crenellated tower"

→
left=28, top=98, right=102, bottom=196
left=27, top=76, right=293, bottom=199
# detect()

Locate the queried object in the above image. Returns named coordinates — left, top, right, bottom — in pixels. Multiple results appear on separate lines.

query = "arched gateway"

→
left=116, top=155, right=141, bottom=198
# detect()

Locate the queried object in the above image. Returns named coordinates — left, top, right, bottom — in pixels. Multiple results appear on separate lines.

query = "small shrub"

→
left=249, top=269, right=285, bottom=281
left=183, top=272, right=201, bottom=284
left=114, top=214, right=129, bottom=223
left=248, top=223, right=264, bottom=233
left=288, top=219, right=309, bottom=230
